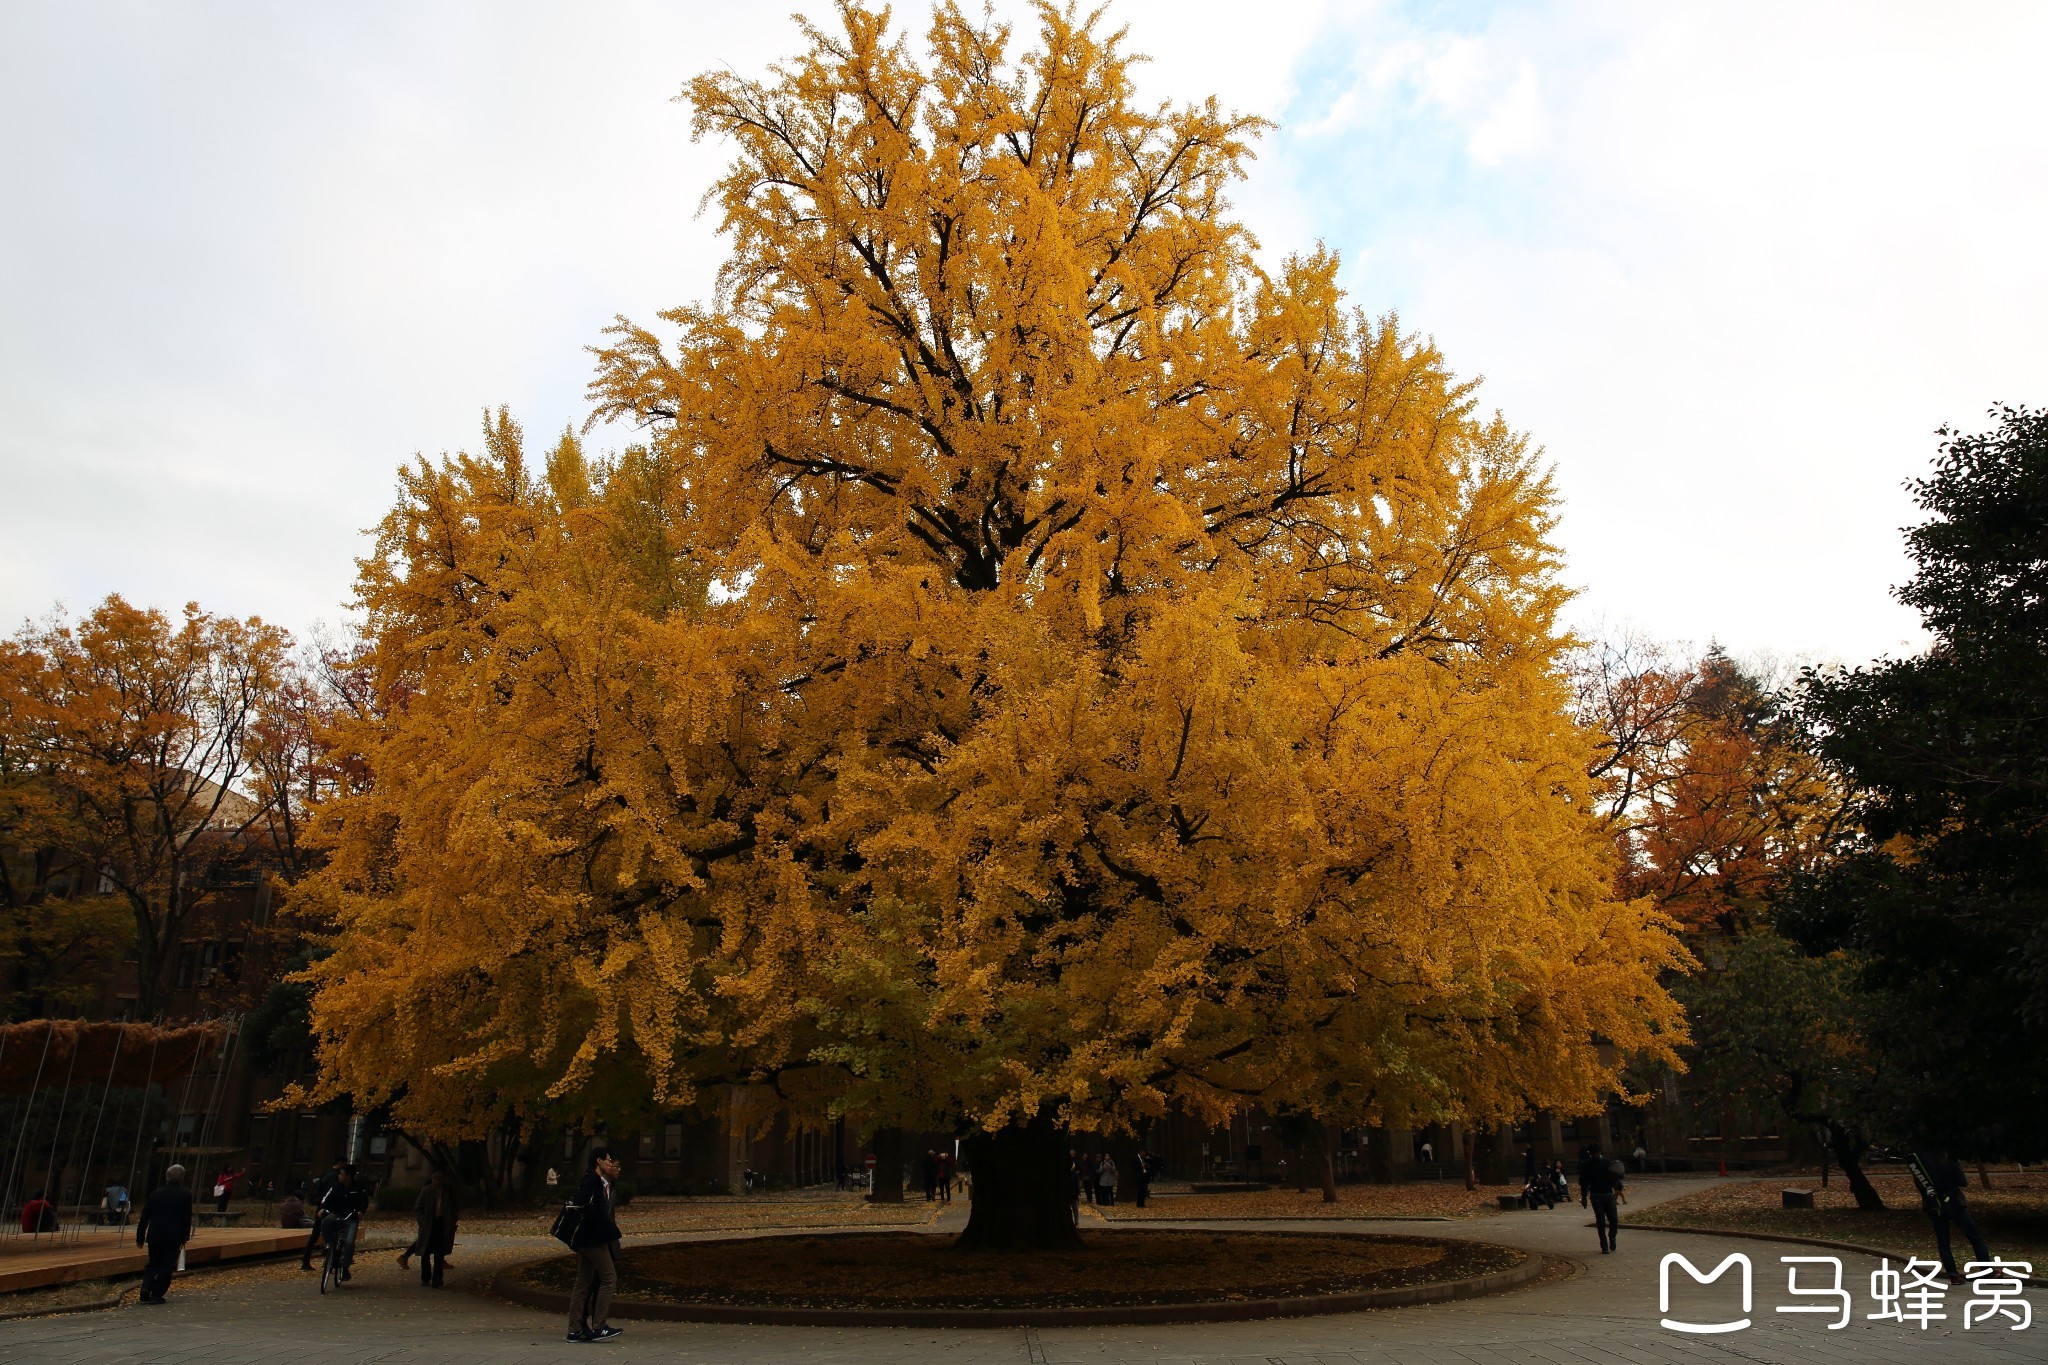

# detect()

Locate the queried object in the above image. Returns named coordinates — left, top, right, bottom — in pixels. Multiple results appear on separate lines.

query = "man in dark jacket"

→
left=315, top=1165, right=368, bottom=1280
left=1578, top=1144, right=1624, bottom=1254
left=1911, top=1147, right=1993, bottom=1280
left=299, top=1159, right=345, bottom=1270
left=135, top=1164, right=195, bottom=1303
left=567, top=1147, right=625, bottom=1343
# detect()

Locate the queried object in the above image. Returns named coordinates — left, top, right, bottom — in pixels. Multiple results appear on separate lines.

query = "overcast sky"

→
left=5, top=1, right=2044, bottom=666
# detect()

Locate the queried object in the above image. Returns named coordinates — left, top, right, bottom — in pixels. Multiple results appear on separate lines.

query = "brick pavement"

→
left=0, top=1178, right=2037, bottom=1364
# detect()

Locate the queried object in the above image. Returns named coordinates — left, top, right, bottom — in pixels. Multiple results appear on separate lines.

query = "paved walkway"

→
left=0, top=1178, right=2037, bottom=1363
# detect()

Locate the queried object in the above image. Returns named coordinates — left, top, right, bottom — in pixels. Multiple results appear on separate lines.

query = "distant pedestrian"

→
left=936, top=1151, right=953, bottom=1204
left=922, top=1150, right=938, bottom=1201
left=1578, top=1143, right=1623, bottom=1254
left=279, top=1186, right=308, bottom=1229
left=1096, top=1154, right=1118, bottom=1207
left=1909, top=1148, right=1992, bottom=1281
left=1131, top=1149, right=1154, bottom=1209
left=20, top=1188, right=57, bottom=1233
left=567, top=1147, right=624, bottom=1344
left=399, top=1170, right=459, bottom=1288
left=1068, top=1152, right=1085, bottom=1224
left=212, top=1166, right=245, bottom=1213
left=135, top=1165, right=195, bottom=1304
left=1419, top=1140, right=1434, bottom=1163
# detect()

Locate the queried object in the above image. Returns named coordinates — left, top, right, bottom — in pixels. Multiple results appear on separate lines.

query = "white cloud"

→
left=4, top=0, right=2043, bottom=669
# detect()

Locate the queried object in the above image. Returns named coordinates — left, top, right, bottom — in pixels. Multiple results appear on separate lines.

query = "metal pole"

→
left=164, top=1025, right=203, bottom=1186
left=36, top=1028, right=82, bottom=1240
left=69, top=1027, right=125, bottom=1236
left=122, top=1032, right=163, bottom=1208
left=193, top=1016, right=242, bottom=1208
left=1, top=1023, right=55, bottom=1230
left=195, top=1016, right=242, bottom=1155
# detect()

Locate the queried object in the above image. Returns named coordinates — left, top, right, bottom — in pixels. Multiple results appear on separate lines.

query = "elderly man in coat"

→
left=397, top=1169, right=459, bottom=1287
left=135, top=1165, right=195, bottom=1304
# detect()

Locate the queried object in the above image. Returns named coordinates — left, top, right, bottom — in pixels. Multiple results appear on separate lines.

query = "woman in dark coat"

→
left=398, top=1169, right=458, bottom=1286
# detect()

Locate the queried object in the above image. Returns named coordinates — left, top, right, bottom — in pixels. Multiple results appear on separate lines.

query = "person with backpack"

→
left=564, top=1147, right=625, bottom=1344
left=1578, top=1142, right=1624, bottom=1253
left=299, top=1159, right=345, bottom=1271
left=1909, top=1147, right=1992, bottom=1282
left=315, top=1164, right=367, bottom=1280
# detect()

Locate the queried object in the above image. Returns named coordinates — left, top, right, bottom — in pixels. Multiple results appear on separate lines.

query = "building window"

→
left=222, top=940, right=244, bottom=985
left=175, top=946, right=196, bottom=988
left=663, top=1124, right=683, bottom=1160
left=638, top=1132, right=656, bottom=1160
left=198, top=942, right=221, bottom=988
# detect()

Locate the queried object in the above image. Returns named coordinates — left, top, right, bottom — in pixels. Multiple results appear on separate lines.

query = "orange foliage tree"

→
left=296, top=3, right=1687, bottom=1247
left=0, top=597, right=290, bottom=1018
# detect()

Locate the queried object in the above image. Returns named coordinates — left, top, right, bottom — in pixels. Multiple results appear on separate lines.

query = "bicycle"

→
left=317, top=1215, right=357, bottom=1295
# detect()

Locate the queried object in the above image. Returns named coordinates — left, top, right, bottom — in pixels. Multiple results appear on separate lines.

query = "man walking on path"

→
left=1578, top=1143, right=1623, bottom=1254
left=1910, top=1147, right=1993, bottom=1280
left=135, top=1165, right=194, bottom=1304
left=567, top=1147, right=624, bottom=1344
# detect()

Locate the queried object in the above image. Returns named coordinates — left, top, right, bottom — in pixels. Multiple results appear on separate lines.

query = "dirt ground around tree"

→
left=513, top=1229, right=1519, bottom=1310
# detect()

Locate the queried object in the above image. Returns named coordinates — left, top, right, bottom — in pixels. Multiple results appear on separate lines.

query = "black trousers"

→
left=141, top=1242, right=180, bottom=1300
left=1589, top=1194, right=1619, bottom=1249
left=418, top=1250, right=447, bottom=1286
left=1931, top=1199, right=1991, bottom=1274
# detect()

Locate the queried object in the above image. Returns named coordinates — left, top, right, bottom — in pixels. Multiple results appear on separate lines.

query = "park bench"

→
left=1781, top=1188, right=1816, bottom=1209
left=1497, top=1194, right=1526, bottom=1210
left=196, top=1209, right=250, bottom=1227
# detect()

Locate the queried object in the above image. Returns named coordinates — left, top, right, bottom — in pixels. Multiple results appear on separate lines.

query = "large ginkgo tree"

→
left=297, top=1, right=1687, bottom=1248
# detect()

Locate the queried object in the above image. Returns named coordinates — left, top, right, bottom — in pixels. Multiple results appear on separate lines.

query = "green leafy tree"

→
left=1680, top=932, right=1886, bottom=1208
left=1784, top=404, right=2048, bottom=1159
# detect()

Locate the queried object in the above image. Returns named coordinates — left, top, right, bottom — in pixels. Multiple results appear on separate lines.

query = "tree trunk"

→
left=1365, top=1124, right=1392, bottom=1184
left=1462, top=1128, right=1477, bottom=1192
left=866, top=1127, right=905, bottom=1204
left=956, top=1113, right=1082, bottom=1252
left=1975, top=1159, right=1993, bottom=1190
left=1318, top=1122, right=1339, bottom=1204
left=1825, top=1125, right=1885, bottom=1211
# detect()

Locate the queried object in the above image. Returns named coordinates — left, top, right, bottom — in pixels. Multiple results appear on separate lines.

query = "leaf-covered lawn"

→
left=1099, top=1181, right=1523, bottom=1221
left=367, top=1192, right=942, bottom=1239
left=1628, top=1173, right=2048, bottom=1265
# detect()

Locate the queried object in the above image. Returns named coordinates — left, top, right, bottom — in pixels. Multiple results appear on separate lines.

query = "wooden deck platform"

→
left=0, top=1225, right=307, bottom=1293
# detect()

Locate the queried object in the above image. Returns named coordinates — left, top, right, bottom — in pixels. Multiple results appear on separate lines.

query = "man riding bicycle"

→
left=316, top=1164, right=368, bottom=1281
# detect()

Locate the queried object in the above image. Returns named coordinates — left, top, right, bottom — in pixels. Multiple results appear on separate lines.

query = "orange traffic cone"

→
left=1718, top=1159, right=1727, bottom=1177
